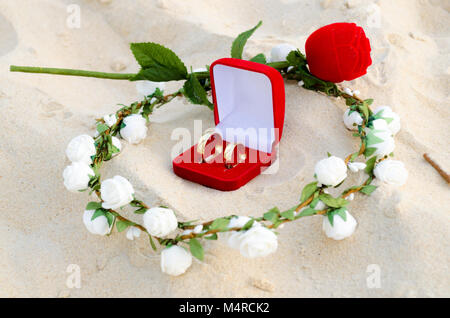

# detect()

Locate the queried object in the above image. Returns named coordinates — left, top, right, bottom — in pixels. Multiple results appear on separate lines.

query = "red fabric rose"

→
left=305, top=22, right=372, bottom=83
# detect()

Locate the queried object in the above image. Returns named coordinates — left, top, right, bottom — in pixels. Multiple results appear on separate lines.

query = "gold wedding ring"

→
left=197, top=128, right=223, bottom=163
left=224, top=142, right=247, bottom=169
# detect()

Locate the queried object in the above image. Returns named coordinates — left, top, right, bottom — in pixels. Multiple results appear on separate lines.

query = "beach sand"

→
left=0, top=0, right=449, bottom=297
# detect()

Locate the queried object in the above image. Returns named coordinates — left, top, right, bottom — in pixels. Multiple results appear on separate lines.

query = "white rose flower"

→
left=348, top=162, right=367, bottom=173
left=160, top=245, right=192, bottom=276
left=120, top=114, right=148, bottom=144
left=143, top=207, right=178, bottom=237
left=343, top=109, right=363, bottom=130
left=270, top=43, right=296, bottom=62
left=100, top=175, right=134, bottom=209
left=103, top=114, right=117, bottom=127
left=136, top=81, right=165, bottom=98
left=366, top=127, right=396, bottom=159
left=224, top=216, right=253, bottom=249
left=63, top=162, right=94, bottom=192
left=373, top=160, right=408, bottom=186
left=369, top=118, right=390, bottom=133
left=314, top=156, right=348, bottom=187
left=126, top=226, right=141, bottom=240
left=322, top=210, right=357, bottom=240
left=65, top=134, right=96, bottom=165
left=239, top=226, right=278, bottom=258
left=373, top=106, right=401, bottom=135
left=111, top=136, right=122, bottom=156
left=365, top=120, right=395, bottom=159
left=83, top=210, right=111, bottom=236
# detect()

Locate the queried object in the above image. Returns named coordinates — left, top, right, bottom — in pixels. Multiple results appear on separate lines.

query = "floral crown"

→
left=11, top=21, right=408, bottom=276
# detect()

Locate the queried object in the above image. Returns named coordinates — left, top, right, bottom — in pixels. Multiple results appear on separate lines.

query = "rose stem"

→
left=9, top=65, right=212, bottom=80
left=10, top=62, right=289, bottom=80
left=10, top=65, right=136, bottom=80
left=423, top=153, right=450, bottom=183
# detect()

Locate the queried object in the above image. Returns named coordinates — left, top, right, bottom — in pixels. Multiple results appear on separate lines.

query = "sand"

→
left=0, top=0, right=449, bottom=297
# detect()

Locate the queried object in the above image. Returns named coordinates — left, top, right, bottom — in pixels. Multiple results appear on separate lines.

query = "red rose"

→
left=305, top=22, right=372, bottom=83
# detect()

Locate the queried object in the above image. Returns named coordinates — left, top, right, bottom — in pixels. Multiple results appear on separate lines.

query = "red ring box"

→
left=172, top=58, right=285, bottom=191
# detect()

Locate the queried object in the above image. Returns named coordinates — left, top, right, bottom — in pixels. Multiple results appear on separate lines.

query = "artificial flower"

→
left=143, top=207, right=178, bottom=237
left=100, top=175, right=134, bottom=209
left=63, top=162, right=94, bottom=192
left=314, top=156, right=348, bottom=187
left=65, top=134, right=96, bottom=165
left=120, top=114, right=148, bottom=144
left=160, top=245, right=192, bottom=276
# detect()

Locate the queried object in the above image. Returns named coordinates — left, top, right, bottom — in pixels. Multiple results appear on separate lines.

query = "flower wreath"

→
left=11, top=22, right=408, bottom=276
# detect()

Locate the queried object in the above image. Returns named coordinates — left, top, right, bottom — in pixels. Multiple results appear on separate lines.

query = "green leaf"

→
left=134, top=207, right=147, bottom=214
left=349, top=152, right=359, bottom=162
left=91, top=209, right=105, bottom=221
left=358, top=104, right=369, bottom=120
left=130, top=42, right=187, bottom=81
left=209, top=218, right=230, bottom=231
left=297, top=207, right=316, bottom=218
left=318, top=194, right=348, bottom=208
left=309, top=197, right=319, bottom=208
left=366, top=131, right=385, bottom=146
left=364, top=156, right=377, bottom=174
left=96, top=123, right=109, bottom=134
left=300, top=181, right=318, bottom=203
left=249, top=53, right=267, bottom=64
left=241, top=219, right=255, bottom=231
left=189, top=238, right=204, bottom=261
left=364, top=147, right=377, bottom=157
left=149, top=235, right=157, bottom=251
left=263, top=207, right=280, bottom=223
left=111, top=145, right=120, bottom=154
left=104, top=211, right=115, bottom=227
left=183, top=73, right=214, bottom=109
left=335, top=207, right=347, bottom=221
left=204, top=233, right=218, bottom=240
left=286, top=50, right=306, bottom=67
left=116, top=220, right=131, bottom=232
left=327, top=211, right=334, bottom=226
left=280, top=209, right=295, bottom=220
left=86, top=201, right=102, bottom=211
left=364, top=99, right=374, bottom=105
left=130, top=200, right=143, bottom=207
left=327, top=208, right=347, bottom=226
left=346, top=98, right=357, bottom=106
left=360, top=185, right=377, bottom=195
left=231, top=21, right=262, bottom=59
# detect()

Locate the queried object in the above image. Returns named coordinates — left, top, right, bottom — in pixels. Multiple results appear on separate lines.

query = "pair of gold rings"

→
left=197, top=129, right=247, bottom=169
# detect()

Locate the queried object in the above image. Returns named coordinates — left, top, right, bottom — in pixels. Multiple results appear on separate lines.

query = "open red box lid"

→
left=210, top=58, right=285, bottom=153
left=173, top=58, right=285, bottom=191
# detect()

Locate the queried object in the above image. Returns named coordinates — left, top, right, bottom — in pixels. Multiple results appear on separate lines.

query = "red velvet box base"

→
left=173, top=141, right=276, bottom=191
